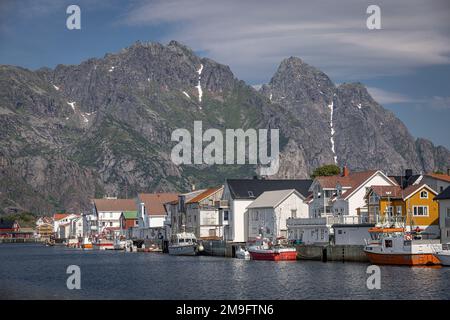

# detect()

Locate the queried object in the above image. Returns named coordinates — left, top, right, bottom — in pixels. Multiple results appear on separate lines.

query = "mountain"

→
left=0, top=41, right=449, bottom=215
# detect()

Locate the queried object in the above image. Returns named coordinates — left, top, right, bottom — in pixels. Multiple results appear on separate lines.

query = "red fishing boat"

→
left=248, top=237, right=297, bottom=261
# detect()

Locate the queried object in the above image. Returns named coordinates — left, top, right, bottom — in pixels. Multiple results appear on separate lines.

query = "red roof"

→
left=186, top=187, right=223, bottom=204
left=53, top=213, right=71, bottom=221
left=138, top=193, right=179, bottom=216
left=425, top=173, right=450, bottom=183
left=368, top=183, right=437, bottom=200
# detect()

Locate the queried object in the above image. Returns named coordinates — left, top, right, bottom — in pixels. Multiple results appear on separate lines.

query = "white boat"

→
left=235, top=246, right=250, bottom=260
left=433, top=244, right=450, bottom=266
left=168, top=232, right=200, bottom=256
left=364, top=227, right=442, bottom=266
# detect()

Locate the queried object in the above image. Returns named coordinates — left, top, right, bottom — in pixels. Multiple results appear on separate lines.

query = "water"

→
left=0, top=244, right=449, bottom=300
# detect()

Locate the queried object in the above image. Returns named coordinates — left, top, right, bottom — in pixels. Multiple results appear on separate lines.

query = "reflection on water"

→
left=0, top=244, right=449, bottom=300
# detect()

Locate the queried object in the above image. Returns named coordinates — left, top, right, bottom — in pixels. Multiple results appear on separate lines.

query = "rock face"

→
left=0, top=41, right=449, bottom=215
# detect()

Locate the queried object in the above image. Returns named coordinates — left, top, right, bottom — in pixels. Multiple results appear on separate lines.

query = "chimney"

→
left=405, top=169, right=413, bottom=178
left=191, top=184, right=196, bottom=191
left=342, top=166, right=350, bottom=177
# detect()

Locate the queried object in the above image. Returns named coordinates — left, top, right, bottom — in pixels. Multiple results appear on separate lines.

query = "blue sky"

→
left=1, top=0, right=449, bottom=149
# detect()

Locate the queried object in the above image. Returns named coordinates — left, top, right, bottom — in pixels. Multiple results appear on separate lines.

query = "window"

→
left=385, top=240, right=393, bottom=248
left=386, top=206, right=393, bottom=216
left=446, top=208, right=450, bottom=219
left=224, top=211, right=229, bottom=221
left=109, top=222, right=113, bottom=226
left=413, top=206, right=429, bottom=217
left=396, top=206, right=402, bottom=215
left=291, top=209, right=297, bottom=218
left=420, top=191, right=428, bottom=199
left=110, top=212, right=113, bottom=218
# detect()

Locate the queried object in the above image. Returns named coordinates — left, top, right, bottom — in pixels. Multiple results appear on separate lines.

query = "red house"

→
left=0, top=219, right=21, bottom=238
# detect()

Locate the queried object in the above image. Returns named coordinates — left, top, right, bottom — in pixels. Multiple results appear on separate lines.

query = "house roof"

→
left=53, top=213, right=71, bottom=221
left=389, top=174, right=422, bottom=189
left=186, top=186, right=223, bottom=204
left=247, top=189, right=303, bottom=209
left=122, top=211, right=138, bottom=219
left=38, top=216, right=54, bottom=224
left=403, top=183, right=437, bottom=200
left=435, top=186, right=450, bottom=200
left=0, top=219, right=16, bottom=229
left=425, top=173, right=450, bottom=183
left=138, top=193, right=178, bottom=216
left=93, top=199, right=137, bottom=212
left=369, top=183, right=436, bottom=201
left=369, top=185, right=403, bottom=198
left=226, top=178, right=312, bottom=199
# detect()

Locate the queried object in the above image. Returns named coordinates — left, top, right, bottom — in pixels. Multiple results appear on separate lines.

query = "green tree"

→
left=311, top=164, right=341, bottom=179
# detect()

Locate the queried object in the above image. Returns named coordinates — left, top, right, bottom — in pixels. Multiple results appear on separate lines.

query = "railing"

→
left=214, top=200, right=229, bottom=208
left=287, top=217, right=327, bottom=226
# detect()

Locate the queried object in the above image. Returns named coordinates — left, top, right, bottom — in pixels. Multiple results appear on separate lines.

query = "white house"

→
left=435, top=186, right=450, bottom=244
left=220, top=178, right=312, bottom=243
left=53, top=213, right=80, bottom=239
left=185, top=186, right=224, bottom=239
left=93, top=198, right=137, bottom=237
left=136, top=193, right=178, bottom=240
left=288, top=168, right=398, bottom=245
left=247, top=189, right=308, bottom=241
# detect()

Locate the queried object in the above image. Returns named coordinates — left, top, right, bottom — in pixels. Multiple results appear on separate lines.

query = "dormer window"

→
left=420, top=191, right=428, bottom=199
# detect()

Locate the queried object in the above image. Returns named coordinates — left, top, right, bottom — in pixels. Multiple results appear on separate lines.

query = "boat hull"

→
left=82, top=243, right=93, bottom=249
left=365, top=251, right=441, bottom=266
left=434, top=253, right=450, bottom=266
left=249, top=249, right=297, bottom=261
left=168, top=244, right=197, bottom=256
left=93, top=242, right=115, bottom=250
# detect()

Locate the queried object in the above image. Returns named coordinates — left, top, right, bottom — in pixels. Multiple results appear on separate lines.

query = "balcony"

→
left=287, top=215, right=377, bottom=227
left=215, top=200, right=229, bottom=208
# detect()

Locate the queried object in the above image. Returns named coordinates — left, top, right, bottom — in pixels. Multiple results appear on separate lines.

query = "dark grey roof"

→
left=0, top=219, right=15, bottom=229
left=435, top=186, right=450, bottom=200
left=226, top=178, right=313, bottom=199
left=389, top=174, right=421, bottom=189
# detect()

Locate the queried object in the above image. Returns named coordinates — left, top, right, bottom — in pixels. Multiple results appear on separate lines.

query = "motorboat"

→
left=235, top=246, right=250, bottom=260
left=248, top=237, right=297, bottom=261
left=168, top=232, right=202, bottom=256
left=363, top=227, right=442, bottom=266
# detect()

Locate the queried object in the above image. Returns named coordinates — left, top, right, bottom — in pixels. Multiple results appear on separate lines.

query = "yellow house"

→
left=365, top=183, right=439, bottom=238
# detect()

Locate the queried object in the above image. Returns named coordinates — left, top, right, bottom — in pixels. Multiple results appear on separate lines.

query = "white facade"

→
left=247, top=190, right=307, bottom=241
left=438, top=199, right=450, bottom=244
left=97, top=211, right=122, bottom=234
left=309, top=171, right=396, bottom=224
left=333, top=225, right=372, bottom=245
left=221, top=184, right=252, bottom=243
left=287, top=218, right=330, bottom=245
left=54, top=214, right=79, bottom=238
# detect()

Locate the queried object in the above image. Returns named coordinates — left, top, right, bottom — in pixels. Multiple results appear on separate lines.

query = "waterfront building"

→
left=185, top=186, right=224, bottom=240
left=247, top=189, right=308, bottom=241
left=421, top=171, right=450, bottom=194
left=120, top=211, right=138, bottom=239
left=435, top=186, right=450, bottom=243
left=365, top=183, right=440, bottom=238
left=0, top=219, right=20, bottom=238
left=92, top=198, right=136, bottom=237
left=166, top=189, right=206, bottom=240
left=136, top=193, right=178, bottom=240
left=53, top=213, right=80, bottom=239
left=35, top=216, right=54, bottom=239
left=220, top=177, right=312, bottom=243
left=287, top=168, right=397, bottom=245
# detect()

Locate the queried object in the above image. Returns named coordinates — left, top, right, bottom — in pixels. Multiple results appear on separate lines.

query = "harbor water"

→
left=1, top=243, right=449, bottom=300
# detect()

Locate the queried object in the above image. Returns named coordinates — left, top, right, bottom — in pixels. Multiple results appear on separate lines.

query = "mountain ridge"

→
left=0, top=40, right=449, bottom=215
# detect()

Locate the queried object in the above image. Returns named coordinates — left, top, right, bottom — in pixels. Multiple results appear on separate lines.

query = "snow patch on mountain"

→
left=328, top=101, right=337, bottom=164
left=195, top=64, right=203, bottom=106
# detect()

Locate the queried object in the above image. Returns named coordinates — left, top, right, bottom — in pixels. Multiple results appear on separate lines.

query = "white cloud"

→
left=367, top=87, right=414, bottom=104
left=123, top=0, right=450, bottom=83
